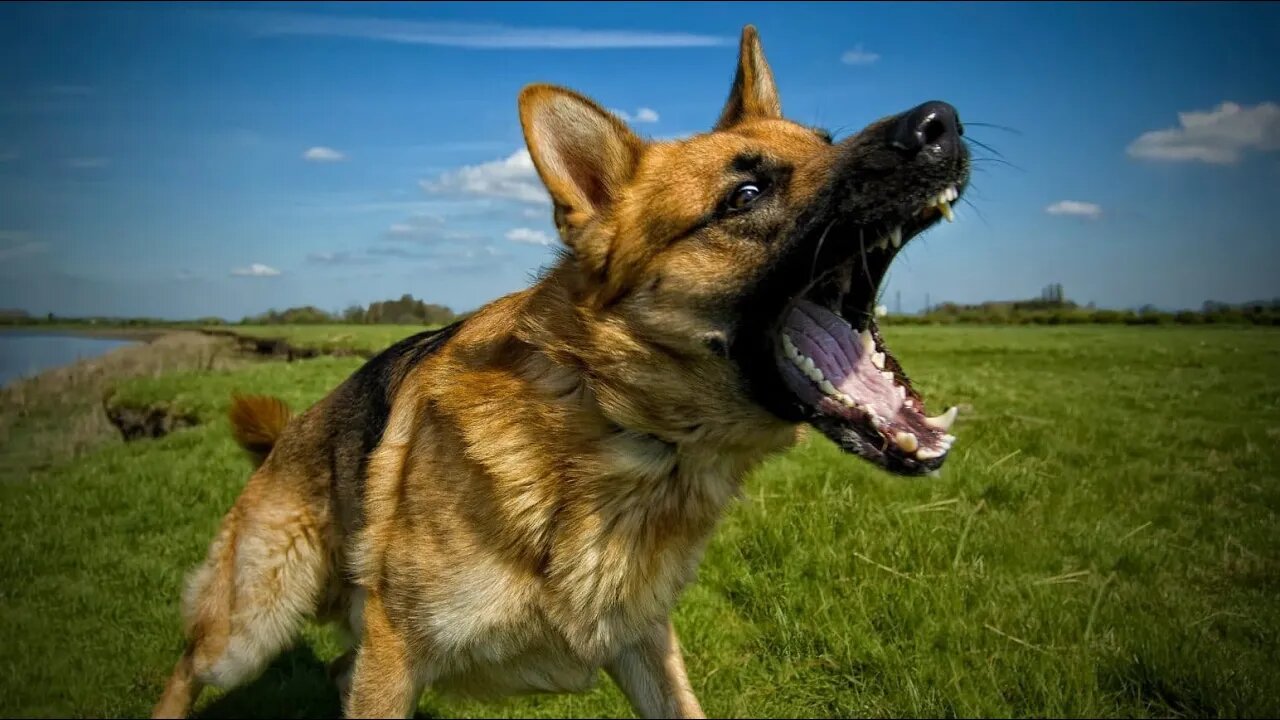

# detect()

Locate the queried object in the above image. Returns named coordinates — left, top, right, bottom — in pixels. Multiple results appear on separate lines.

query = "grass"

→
left=2, top=325, right=1279, bottom=717
left=216, top=324, right=436, bottom=355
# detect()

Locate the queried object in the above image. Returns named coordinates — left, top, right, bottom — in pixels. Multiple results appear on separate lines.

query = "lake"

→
left=0, top=333, right=137, bottom=387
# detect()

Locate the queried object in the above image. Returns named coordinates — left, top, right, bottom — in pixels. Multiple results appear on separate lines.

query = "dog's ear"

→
left=519, top=84, right=642, bottom=235
left=715, top=25, right=782, bottom=130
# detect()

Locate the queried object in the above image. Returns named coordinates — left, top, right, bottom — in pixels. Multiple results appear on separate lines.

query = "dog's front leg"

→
left=605, top=620, right=706, bottom=719
left=344, top=591, right=425, bottom=719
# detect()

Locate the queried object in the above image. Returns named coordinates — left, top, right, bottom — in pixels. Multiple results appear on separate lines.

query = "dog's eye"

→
left=728, top=183, right=763, bottom=211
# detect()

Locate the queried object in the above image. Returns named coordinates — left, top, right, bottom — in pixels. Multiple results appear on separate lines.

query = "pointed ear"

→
left=519, top=84, right=642, bottom=232
left=715, top=25, right=782, bottom=130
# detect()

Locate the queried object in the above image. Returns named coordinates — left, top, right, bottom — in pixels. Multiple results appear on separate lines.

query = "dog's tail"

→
left=228, top=393, right=292, bottom=468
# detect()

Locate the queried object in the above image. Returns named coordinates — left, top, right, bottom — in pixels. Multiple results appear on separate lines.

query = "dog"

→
left=152, top=24, right=969, bottom=719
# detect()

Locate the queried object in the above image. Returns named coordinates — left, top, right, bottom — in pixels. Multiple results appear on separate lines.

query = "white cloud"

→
left=0, top=232, right=48, bottom=262
left=385, top=214, right=446, bottom=239
left=47, top=85, right=95, bottom=97
left=505, top=227, right=555, bottom=246
left=246, top=13, right=732, bottom=49
left=65, top=157, right=110, bottom=169
left=656, top=131, right=699, bottom=142
left=610, top=106, right=660, bottom=124
left=1127, top=101, right=1280, bottom=165
left=306, top=251, right=370, bottom=265
left=422, top=149, right=550, bottom=205
left=1045, top=200, right=1102, bottom=219
left=840, top=45, right=880, bottom=66
left=520, top=207, right=546, bottom=219
left=302, top=146, right=346, bottom=162
left=230, top=263, right=281, bottom=277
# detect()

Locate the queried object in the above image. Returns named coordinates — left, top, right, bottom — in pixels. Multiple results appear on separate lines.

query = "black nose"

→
left=891, top=101, right=963, bottom=156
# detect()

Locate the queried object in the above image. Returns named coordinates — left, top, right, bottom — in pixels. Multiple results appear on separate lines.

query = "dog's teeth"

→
left=889, top=226, right=903, bottom=248
left=819, top=379, right=837, bottom=396
left=895, top=385, right=906, bottom=401
left=895, top=432, right=919, bottom=453
left=916, top=447, right=944, bottom=460
left=881, top=370, right=895, bottom=383
left=924, top=406, right=958, bottom=431
left=946, top=186, right=958, bottom=201
left=859, top=329, right=875, bottom=355
left=938, top=199, right=954, bottom=222
left=871, top=351, right=885, bottom=369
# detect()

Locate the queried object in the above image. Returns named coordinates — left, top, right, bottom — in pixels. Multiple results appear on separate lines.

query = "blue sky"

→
left=1, top=1, right=1278, bottom=319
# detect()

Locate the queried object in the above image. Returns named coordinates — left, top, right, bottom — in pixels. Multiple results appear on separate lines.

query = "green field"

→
left=218, top=324, right=437, bottom=355
left=2, top=326, right=1279, bottom=718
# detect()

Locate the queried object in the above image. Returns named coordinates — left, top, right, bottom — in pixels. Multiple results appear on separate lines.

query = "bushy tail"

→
left=228, top=394, right=291, bottom=467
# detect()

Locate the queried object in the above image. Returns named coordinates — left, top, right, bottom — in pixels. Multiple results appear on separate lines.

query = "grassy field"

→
left=216, top=324, right=437, bottom=355
left=2, top=325, right=1279, bottom=718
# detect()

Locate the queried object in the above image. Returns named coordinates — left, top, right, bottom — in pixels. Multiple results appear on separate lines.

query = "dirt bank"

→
left=0, top=332, right=247, bottom=480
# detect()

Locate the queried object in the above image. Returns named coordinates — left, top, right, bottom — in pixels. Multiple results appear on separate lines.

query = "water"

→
left=0, top=333, right=137, bottom=387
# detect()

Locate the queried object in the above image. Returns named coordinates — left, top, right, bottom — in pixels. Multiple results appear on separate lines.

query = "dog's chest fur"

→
left=358, top=375, right=788, bottom=696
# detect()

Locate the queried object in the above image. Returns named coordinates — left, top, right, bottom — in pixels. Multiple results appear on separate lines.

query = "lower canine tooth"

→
left=895, top=432, right=919, bottom=453
left=924, top=406, right=958, bottom=431
left=859, top=329, right=875, bottom=355
left=889, top=226, right=903, bottom=248
left=916, top=447, right=944, bottom=460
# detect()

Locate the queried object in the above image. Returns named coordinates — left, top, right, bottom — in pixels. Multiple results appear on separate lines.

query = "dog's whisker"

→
left=809, top=220, right=836, bottom=283
left=963, top=121, right=1023, bottom=135
left=968, top=156, right=1025, bottom=172
left=964, top=137, right=1006, bottom=159
left=960, top=196, right=993, bottom=228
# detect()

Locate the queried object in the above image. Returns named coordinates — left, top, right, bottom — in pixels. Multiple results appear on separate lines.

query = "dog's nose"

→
left=890, top=101, right=963, bottom=156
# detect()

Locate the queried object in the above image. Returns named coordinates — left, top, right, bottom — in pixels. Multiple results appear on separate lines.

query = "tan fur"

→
left=155, top=25, right=837, bottom=719
left=227, top=394, right=292, bottom=467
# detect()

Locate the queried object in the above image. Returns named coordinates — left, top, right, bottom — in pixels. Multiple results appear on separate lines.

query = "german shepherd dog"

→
left=154, top=25, right=969, bottom=719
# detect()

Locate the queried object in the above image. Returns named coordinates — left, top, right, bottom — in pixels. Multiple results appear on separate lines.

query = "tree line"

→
left=238, top=294, right=462, bottom=326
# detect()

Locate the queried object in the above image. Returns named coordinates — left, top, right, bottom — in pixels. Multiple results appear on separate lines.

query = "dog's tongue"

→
left=779, top=300, right=906, bottom=421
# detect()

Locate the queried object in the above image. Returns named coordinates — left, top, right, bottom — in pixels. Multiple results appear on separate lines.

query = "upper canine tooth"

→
left=924, top=406, right=958, bottom=431
left=946, top=186, right=958, bottom=201
left=937, top=199, right=955, bottom=222
left=895, top=432, right=919, bottom=453
left=889, top=226, right=903, bottom=248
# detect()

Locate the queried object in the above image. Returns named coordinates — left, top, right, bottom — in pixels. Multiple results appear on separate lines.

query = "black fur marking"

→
left=328, top=320, right=465, bottom=536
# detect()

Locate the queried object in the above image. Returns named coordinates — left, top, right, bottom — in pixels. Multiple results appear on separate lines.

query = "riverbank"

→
left=0, top=331, right=248, bottom=481
left=0, top=325, right=176, bottom=342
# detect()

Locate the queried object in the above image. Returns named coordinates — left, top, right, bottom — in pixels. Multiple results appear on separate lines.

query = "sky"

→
left=1, top=1, right=1278, bottom=320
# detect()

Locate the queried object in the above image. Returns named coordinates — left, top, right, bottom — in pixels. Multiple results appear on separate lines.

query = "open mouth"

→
left=772, top=185, right=962, bottom=475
